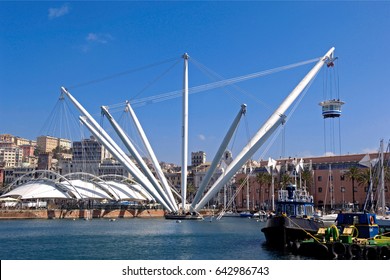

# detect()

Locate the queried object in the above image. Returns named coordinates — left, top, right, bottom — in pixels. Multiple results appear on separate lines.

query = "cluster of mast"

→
left=61, top=47, right=335, bottom=214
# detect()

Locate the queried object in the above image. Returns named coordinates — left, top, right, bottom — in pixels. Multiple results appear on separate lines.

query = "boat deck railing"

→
left=278, top=189, right=313, bottom=203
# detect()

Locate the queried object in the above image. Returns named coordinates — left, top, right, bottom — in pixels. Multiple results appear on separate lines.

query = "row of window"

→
left=317, top=175, right=345, bottom=181
left=317, top=186, right=388, bottom=193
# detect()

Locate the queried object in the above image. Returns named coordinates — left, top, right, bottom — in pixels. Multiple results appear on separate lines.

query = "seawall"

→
left=0, top=208, right=165, bottom=219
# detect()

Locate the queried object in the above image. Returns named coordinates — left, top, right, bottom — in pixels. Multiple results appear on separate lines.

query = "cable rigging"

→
left=126, top=57, right=321, bottom=108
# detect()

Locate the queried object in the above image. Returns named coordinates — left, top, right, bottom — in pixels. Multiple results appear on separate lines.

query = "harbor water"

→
left=0, top=217, right=311, bottom=260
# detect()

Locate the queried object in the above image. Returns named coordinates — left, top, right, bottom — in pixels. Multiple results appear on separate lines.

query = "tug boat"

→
left=297, top=212, right=390, bottom=260
left=261, top=184, right=324, bottom=248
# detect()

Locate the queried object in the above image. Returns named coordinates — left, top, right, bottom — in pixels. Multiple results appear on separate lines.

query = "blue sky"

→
left=1, top=1, right=389, bottom=164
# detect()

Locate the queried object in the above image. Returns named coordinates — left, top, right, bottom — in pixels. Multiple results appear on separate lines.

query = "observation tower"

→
left=319, top=55, right=344, bottom=156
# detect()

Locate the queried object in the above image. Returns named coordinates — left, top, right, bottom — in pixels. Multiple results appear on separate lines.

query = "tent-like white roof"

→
left=0, top=180, right=73, bottom=199
left=105, top=181, right=150, bottom=201
left=62, top=179, right=112, bottom=200
left=1, top=178, right=154, bottom=202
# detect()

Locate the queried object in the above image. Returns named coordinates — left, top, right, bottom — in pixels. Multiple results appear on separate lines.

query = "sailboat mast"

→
left=246, top=176, right=250, bottom=210
left=271, top=167, right=275, bottom=211
left=181, top=53, right=189, bottom=213
left=380, top=139, right=386, bottom=216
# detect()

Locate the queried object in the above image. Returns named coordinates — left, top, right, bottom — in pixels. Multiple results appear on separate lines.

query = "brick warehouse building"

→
left=235, top=153, right=389, bottom=212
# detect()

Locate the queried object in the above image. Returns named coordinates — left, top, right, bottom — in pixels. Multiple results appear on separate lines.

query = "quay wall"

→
left=0, top=208, right=165, bottom=219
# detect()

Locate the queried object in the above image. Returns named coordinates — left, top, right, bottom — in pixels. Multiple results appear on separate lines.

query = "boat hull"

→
left=164, top=214, right=203, bottom=220
left=261, top=215, right=324, bottom=247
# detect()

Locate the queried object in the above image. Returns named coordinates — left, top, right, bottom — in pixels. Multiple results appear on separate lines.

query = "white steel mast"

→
left=101, top=106, right=178, bottom=211
left=124, top=101, right=178, bottom=212
left=181, top=53, right=189, bottom=213
left=194, top=47, right=335, bottom=212
left=61, top=87, right=173, bottom=211
left=78, top=116, right=172, bottom=210
left=190, top=104, right=247, bottom=210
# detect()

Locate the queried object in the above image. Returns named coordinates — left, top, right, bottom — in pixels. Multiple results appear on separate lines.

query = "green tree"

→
left=345, top=166, right=361, bottom=205
left=256, top=172, right=272, bottom=208
left=301, top=168, right=313, bottom=189
left=280, top=173, right=292, bottom=188
left=357, top=168, right=372, bottom=189
left=186, top=183, right=196, bottom=201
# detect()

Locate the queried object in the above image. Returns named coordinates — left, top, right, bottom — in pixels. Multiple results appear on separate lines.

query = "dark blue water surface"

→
left=0, top=217, right=309, bottom=260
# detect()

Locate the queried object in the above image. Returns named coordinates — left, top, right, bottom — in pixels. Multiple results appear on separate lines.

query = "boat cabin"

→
left=336, top=212, right=379, bottom=239
left=275, top=184, right=315, bottom=217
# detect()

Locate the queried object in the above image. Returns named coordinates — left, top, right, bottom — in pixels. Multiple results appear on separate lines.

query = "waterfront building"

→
left=37, top=153, right=54, bottom=170
left=98, top=159, right=131, bottom=179
left=0, top=147, right=23, bottom=168
left=36, top=135, right=71, bottom=153
left=58, top=136, right=115, bottom=176
left=14, top=137, right=36, bottom=147
left=165, top=171, right=182, bottom=190
left=0, top=134, right=15, bottom=143
left=191, top=150, right=236, bottom=207
left=3, top=166, right=37, bottom=186
left=235, top=153, right=390, bottom=212
left=0, top=134, right=37, bottom=167
left=191, top=151, right=206, bottom=167
left=0, top=167, right=4, bottom=189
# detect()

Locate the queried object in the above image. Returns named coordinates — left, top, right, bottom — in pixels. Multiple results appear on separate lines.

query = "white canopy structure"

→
left=1, top=172, right=150, bottom=203
left=104, top=181, right=151, bottom=201
left=61, top=179, right=113, bottom=200
left=0, top=180, right=74, bottom=200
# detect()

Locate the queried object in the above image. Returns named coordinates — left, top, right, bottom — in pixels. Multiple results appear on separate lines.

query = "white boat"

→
left=222, top=210, right=240, bottom=217
left=376, top=214, right=390, bottom=229
left=253, top=210, right=268, bottom=222
left=319, top=213, right=338, bottom=227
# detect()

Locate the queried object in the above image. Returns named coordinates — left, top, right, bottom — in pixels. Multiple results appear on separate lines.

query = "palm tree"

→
left=357, top=168, right=372, bottom=211
left=236, top=177, right=245, bottom=208
left=301, top=168, right=313, bottom=190
left=280, top=173, right=292, bottom=188
left=345, top=166, right=361, bottom=206
left=384, top=166, right=390, bottom=187
left=186, top=183, right=196, bottom=202
left=256, top=172, right=272, bottom=209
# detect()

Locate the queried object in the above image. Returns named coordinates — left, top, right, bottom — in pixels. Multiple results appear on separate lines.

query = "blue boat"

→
left=239, top=211, right=254, bottom=218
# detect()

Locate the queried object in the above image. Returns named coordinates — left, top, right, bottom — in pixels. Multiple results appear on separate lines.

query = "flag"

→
left=268, top=157, right=277, bottom=169
left=359, top=154, right=371, bottom=167
left=295, top=158, right=304, bottom=173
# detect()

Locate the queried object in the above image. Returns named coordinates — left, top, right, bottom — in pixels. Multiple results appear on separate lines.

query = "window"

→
left=297, top=205, right=305, bottom=216
left=340, top=175, right=345, bottom=181
left=305, top=205, right=314, bottom=216
left=286, top=204, right=295, bottom=216
left=318, top=187, right=323, bottom=193
left=318, top=176, right=322, bottom=182
left=276, top=204, right=284, bottom=214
